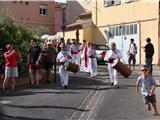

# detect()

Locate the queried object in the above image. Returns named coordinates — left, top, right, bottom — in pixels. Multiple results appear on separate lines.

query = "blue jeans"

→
left=145, top=58, right=153, bottom=75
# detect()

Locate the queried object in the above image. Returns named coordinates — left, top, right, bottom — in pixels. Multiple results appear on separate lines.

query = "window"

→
left=104, top=0, right=120, bottom=7
left=19, top=1, right=23, bottom=4
left=119, top=26, right=122, bottom=36
left=126, top=25, right=129, bottom=35
left=109, top=27, right=115, bottom=38
left=134, top=24, right=137, bottom=34
left=114, top=0, right=121, bottom=5
left=130, top=24, right=134, bottom=34
left=40, top=4, right=48, bottom=15
left=116, top=26, right=119, bottom=36
left=25, top=1, right=29, bottom=5
left=126, top=0, right=136, bottom=3
left=122, top=25, right=125, bottom=35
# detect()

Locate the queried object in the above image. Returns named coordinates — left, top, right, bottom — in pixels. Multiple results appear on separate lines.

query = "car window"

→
left=95, top=45, right=109, bottom=50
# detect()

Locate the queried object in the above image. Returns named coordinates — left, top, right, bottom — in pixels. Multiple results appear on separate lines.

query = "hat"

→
left=47, top=41, right=52, bottom=45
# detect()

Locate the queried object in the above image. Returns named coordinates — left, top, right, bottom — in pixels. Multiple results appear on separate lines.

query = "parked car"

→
left=94, top=44, right=110, bottom=64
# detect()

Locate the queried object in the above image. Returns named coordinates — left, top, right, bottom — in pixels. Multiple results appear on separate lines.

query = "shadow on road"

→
left=1, top=104, right=89, bottom=112
left=0, top=113, right=54, bottom=120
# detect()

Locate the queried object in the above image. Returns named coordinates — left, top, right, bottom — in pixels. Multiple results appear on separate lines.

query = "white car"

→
left=94, top=44, right=109, bottom=64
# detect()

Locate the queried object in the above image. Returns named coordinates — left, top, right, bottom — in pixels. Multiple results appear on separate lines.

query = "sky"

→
left=55, top=0, right=66, bottom=3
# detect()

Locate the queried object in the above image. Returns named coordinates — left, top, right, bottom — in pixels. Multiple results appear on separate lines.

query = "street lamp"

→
left=61, top=3, right=66, bottom=38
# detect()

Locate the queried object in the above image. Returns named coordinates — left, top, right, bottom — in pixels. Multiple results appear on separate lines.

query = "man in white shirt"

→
left=128, top=39, right=137, bottom=70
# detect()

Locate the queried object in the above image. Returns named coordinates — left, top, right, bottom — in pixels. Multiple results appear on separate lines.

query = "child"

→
left=136, top=65, right=158, bottom=116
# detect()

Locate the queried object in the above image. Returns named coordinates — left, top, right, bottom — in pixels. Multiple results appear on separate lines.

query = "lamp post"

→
left=61, top=3, right=66, bottom=38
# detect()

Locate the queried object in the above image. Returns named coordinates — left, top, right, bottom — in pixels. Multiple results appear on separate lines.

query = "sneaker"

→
left=114, top=84, right=119, bottom=88
left=90, top=75, right=94, bottom=78
left=63, top=85, right=68, bottom=89
left=153, top=112, right=159, bottom=116
left=46, top=80, right=51, bottom=84
left=111, top=83, right=114, bottom=86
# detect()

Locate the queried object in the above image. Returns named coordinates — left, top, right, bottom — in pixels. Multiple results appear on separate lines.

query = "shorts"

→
left=143, top=94, right=156, bottom=104
left=29, top=64, right=40, bottom=70
left=5, top=67, right=18, bottom=78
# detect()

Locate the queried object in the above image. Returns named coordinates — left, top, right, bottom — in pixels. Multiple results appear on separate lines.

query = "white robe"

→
left=88, top=47, right=97, bottom=77
left=71, top=44, right=80, bottom=65
left=56, top=51, right=69, bottom=87
left=80, top=45, right=89, bottom=72
left=104, top=49, right=122, bottom=85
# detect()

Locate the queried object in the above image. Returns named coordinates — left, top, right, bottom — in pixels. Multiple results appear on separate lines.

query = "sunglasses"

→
left=141, top=69, right=148, bottom=72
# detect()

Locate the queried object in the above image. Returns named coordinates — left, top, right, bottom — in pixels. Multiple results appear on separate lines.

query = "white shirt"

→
left=128, top=43, right=136, bottom=55
left=56, top=51, right=68, bottom=63
left=104, top=49, right=122, bottom=62
left=71, top=44, right=79, bottom=52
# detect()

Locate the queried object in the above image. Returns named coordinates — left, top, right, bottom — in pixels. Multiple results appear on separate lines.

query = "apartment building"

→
left=91, top=0, right=160, bottom=65
left=0, top=1, right=56, bottom=34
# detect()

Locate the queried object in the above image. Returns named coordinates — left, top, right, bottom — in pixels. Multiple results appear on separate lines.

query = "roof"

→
left=66, top=19, right=93, bottom=31
left=78, top=12, right=92, bottom=19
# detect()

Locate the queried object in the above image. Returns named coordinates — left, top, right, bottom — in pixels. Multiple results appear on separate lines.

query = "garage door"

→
left=106, top=23, right=140, bottom=64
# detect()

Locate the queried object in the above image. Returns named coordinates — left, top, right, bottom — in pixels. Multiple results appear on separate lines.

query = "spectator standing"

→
left=2, top=43, right=20, bottom=91
left=57, top=38, right=65, bottom=53
left=128, top=38, right=137, bottom=70
left=39, top=41, right=56, bottom=83
left=27, top=38, right=41, bottom=88
left=144, top=38, right=154, bottom=75
left=0, top=48, right=4, bottom=79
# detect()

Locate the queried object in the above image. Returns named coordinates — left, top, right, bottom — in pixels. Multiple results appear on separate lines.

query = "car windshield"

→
left=95, top=45, right=109, bottom=50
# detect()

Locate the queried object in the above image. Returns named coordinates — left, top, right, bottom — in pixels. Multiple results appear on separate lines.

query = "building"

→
left=0, top=1, right=56, bottom=34
left=61, top=0, right=160, bottom=65
left=92, top=0, right=160, bottom=65
left=66, top=0, right=92, bottom=24
left=57, top=0, right=93, bottom=41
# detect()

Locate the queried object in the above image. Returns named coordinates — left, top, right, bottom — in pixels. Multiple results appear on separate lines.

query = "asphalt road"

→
left=0, top=65, right=160, bottom=120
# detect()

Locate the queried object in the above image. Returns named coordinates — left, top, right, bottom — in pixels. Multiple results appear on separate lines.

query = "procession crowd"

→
left=0, top=35, right=159, bottom=116
left=0, top=37, right=98, bottom=91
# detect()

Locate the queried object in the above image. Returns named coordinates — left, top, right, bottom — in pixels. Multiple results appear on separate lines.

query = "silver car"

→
left=94, top=44, right=109, bottom=64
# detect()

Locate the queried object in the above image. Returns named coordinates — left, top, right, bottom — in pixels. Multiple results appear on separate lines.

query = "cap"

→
left=47, top=41, right=52, bottom=45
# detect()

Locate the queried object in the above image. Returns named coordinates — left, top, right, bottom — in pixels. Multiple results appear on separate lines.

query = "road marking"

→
left=86, top=90, right=103, bottom=120
left=0, top=100, right=12, bottom=104
left=79, top=89, right=103, bottom=120
left=68, top=89, right=94, bottom=120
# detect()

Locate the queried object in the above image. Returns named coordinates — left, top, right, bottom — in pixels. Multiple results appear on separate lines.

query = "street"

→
left=0, top=65, right=160, bottom=120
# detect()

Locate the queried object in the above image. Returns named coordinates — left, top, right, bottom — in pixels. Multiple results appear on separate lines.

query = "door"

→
left=106, top=23, right=140, bottom=64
